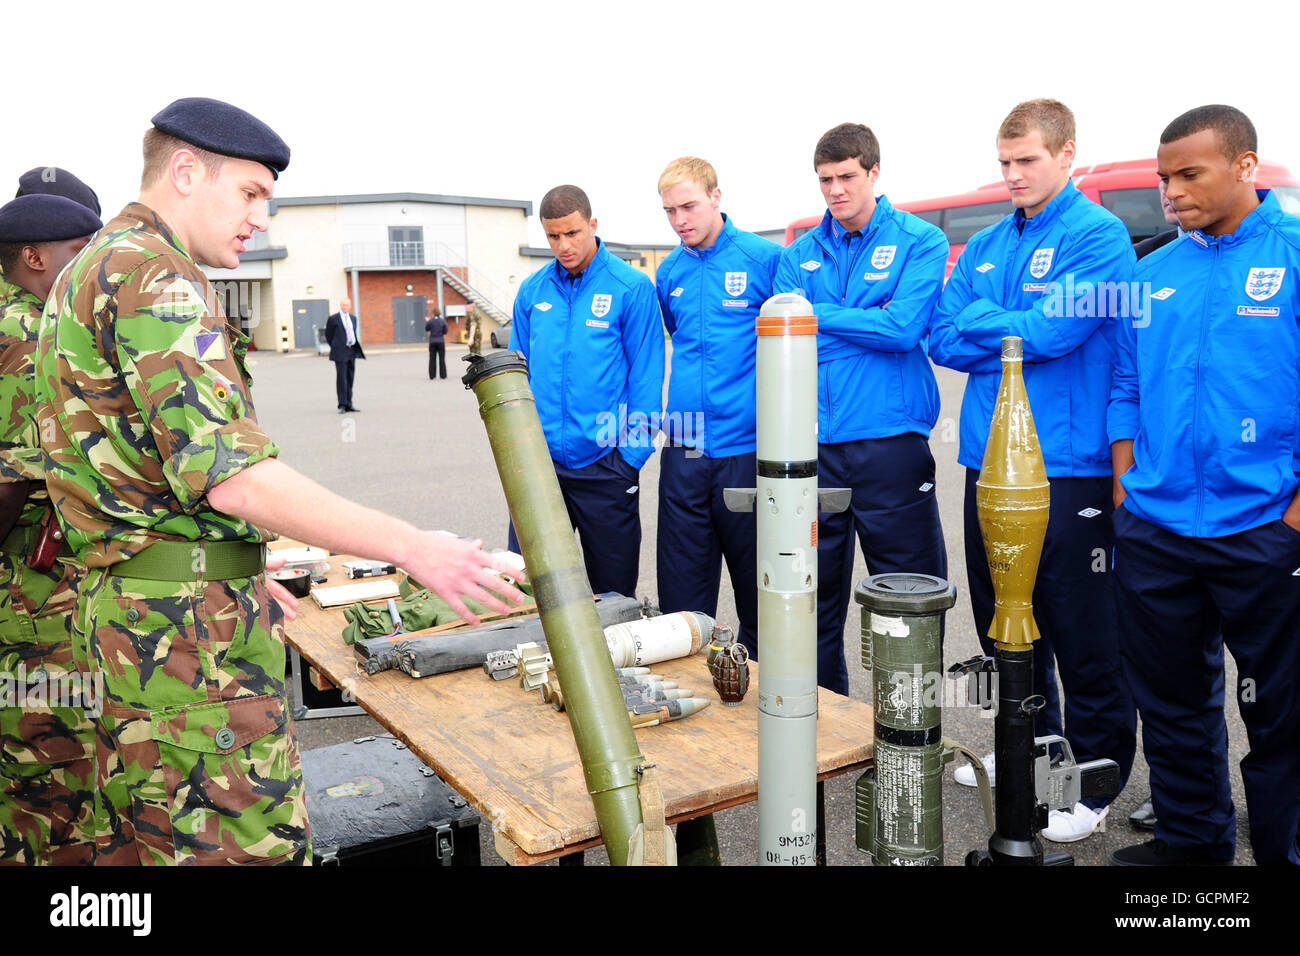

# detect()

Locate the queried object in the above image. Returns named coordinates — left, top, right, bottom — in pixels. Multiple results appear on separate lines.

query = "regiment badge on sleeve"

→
left=1245, top=267, right=1285, bottom=301
left=194, top=330, right=227, bottom=362
left=724, top=272, right=747, bottom=296
left=591, top=294, right=612, bottom=318
left=870, top=245, right=896, bottom=269
left=1029, top=247, right=1055, bottom=279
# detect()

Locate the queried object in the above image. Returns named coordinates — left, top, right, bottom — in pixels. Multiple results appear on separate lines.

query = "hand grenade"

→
left=710, top=642, right=750, bottom=706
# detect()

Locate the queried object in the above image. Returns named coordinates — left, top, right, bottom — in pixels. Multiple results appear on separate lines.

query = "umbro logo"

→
left=1150, top=288, right=1176, bottom=300
left=1293, top=567, right=1300, bottom=577
left=1078, top=508, right=1102, bottom=518
left=976, top=262, right=996, bottom=273
left=535, top=302, right=553, bottom=311
left=801, top=260, right=821, bottom=271
left=919, top=482, right=934, bottom=493
left=670, top=287, right=684, bottom=297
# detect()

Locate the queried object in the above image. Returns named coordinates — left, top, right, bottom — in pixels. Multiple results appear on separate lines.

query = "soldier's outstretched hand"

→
left=402, top=532, right=528, bottom=626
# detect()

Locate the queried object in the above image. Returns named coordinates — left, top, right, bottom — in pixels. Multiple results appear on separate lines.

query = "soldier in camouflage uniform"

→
left=0, top=193, right=102, bottom=865
left=36, top=98, right=526, bottom=866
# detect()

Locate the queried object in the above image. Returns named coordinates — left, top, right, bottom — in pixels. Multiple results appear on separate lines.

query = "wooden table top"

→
left=279, top=550, right=875, bottom=865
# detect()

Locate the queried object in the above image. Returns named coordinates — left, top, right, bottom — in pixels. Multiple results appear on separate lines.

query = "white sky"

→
left=7, top=0, right=1298, bottom=249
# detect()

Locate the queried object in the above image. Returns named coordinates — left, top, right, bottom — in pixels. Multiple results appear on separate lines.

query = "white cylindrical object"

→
left=603, top=611, right=713, bottom=668
left=755, top=293, right=820, bottom=866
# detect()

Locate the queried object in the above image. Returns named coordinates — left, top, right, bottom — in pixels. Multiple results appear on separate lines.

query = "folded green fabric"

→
left=341, top=579, right=534, bottom=645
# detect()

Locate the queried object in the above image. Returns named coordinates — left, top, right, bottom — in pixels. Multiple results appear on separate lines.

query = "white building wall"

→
left=341, top=202, right=466, bottom=260
left=264, top=205, right=347, bottom=350
left=464, top=204, right=533, bottom=314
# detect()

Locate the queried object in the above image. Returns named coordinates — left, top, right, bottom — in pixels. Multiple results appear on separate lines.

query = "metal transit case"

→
left=854, top=574, right=957, bottom=865
left=738, top=293, right=823, bottom=865
left=462, top=352, right=658, bottom=866
left=972, top=335, right=1051, bottom=866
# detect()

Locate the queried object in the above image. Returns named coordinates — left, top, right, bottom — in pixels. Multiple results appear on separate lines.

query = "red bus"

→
left=784, top=158, right=1300, bottom=275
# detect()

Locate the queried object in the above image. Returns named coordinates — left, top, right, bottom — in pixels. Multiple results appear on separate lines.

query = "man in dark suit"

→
left=324, top=297, right=364, bottom=412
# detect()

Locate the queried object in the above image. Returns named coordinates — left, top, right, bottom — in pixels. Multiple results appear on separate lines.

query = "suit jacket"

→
left=324, top=311, right=366, bottom=362
left=1133, top=228, right=1180, bottom=260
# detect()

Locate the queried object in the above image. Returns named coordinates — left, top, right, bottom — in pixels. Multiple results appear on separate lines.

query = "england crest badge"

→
left=724, top=272, right=747, bottom=296
left=871, top=245, right=896, bottom=269
left=591, top=294, right=612, bottom=318
left=1245, top=267, right=1285, bottom=301
left=1029, top=247, right=1055, bottom=279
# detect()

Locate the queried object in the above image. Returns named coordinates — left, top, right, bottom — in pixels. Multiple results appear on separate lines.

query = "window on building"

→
left=389, top=226, right=425, bottom=267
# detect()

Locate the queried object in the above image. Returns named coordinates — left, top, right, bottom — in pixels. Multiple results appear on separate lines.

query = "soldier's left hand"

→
left=266, top=553, right=300, bottom=620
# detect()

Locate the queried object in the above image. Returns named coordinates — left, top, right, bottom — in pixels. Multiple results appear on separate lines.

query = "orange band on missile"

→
left=756, top=314, right=817, bottom=336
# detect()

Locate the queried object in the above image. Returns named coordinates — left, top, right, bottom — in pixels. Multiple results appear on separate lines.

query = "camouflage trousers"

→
left=81, top=568, right=311, bottom=866
left=0, top=552, right=95, bottom=866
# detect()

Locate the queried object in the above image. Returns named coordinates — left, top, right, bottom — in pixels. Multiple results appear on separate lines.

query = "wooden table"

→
left=280, top=551, right=875, bottom=865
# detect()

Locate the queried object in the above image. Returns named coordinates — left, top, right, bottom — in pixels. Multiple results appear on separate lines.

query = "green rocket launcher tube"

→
left=463, top=352, right=647, bottom=865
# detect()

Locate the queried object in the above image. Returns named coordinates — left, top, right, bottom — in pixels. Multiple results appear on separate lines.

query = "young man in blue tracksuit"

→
left=774, top=123, right=949, bottom=697
left=654, top=157, right=781, bottom=657
left=1109, top=105, right=1300, bottom=866
left=508, top=184, right=665, bottom=597
left=929, top=99, right=1136, bottom=843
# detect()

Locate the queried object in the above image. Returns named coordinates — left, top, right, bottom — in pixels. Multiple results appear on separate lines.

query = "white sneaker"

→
left=1042, top=802, right=1109, bottom=843
left=955, top=753, right=995, bottom=788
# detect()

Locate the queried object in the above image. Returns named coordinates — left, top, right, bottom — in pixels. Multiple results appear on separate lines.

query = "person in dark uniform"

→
left=425, top=306, right=447, bottom=380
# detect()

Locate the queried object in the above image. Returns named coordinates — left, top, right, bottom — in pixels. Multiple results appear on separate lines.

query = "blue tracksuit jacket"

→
left=655, top=215, right=782, bottom=458
left=510, top=239, right=665, bottom=470
left=1109, top=189, right=1300, bottom=537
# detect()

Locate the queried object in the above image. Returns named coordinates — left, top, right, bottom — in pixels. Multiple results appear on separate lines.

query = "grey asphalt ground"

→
left=256, top=342, right=1256, bottom=868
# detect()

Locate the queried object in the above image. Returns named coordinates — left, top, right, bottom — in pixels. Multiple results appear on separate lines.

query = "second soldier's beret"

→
left=0, top=194, right=103, bottom=244
left=151, top=97, right=291, bottom=178
left=16, top=167, right=101, bottom=216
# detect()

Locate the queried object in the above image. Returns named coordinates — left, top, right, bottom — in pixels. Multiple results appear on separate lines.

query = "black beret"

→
left=0, top=194, right=102, bottom=244
left=151, top=97, right=290, bottom=178
left=16, top=166, right=101, bottom=216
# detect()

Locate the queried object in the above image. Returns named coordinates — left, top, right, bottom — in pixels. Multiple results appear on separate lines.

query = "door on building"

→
left=292, top=299, right=330, bottom=349
left=392, top=296, right=427, bottom=344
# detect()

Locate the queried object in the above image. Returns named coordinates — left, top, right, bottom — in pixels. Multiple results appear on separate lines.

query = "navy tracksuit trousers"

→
left=816, top=434, right=947, bottom=696
left=1114, top=507, right=1300, bottom=864
left=964, top=469, right=1135, bottom=809
left=656, top=445, right=758, bottom=656
left=508, top=449, right=641, bottom=598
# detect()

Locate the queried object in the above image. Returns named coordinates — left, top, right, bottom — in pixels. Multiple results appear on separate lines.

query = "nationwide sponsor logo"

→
left=1150, top=287, right=1176, bottom=300
left=1245, top=267, right=1285, bottom=301
left=871, top=244, right=896, bottom=269
left=669, top=287, right=684, bottom=298
left=535, top=301, right=553, bottom=311
left=801, top=260, right=821, bottom=271
left=722, top=300, right=749, bottom=308
left=864, top=272, right=890, bottom=282
left=1029, top=247, right=1055, bottom=278
left=591, top=294, right=612, bottom=318
left=586, top=319, right=609, bottom=329
left=1078, top=507, right=1102, bottom=518
left=1238, top=305, right=1281, bottom=316
left=976, top=262, right=996, bottom=273
left=724, top=271, right=747, bottom=296
left=1022, top=283, right=1048, bottom=293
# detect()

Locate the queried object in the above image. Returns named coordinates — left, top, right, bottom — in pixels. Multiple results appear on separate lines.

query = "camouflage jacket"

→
left=0, top=284, right=51, bottom=526
left=35, top=203, right=279, bottom=568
